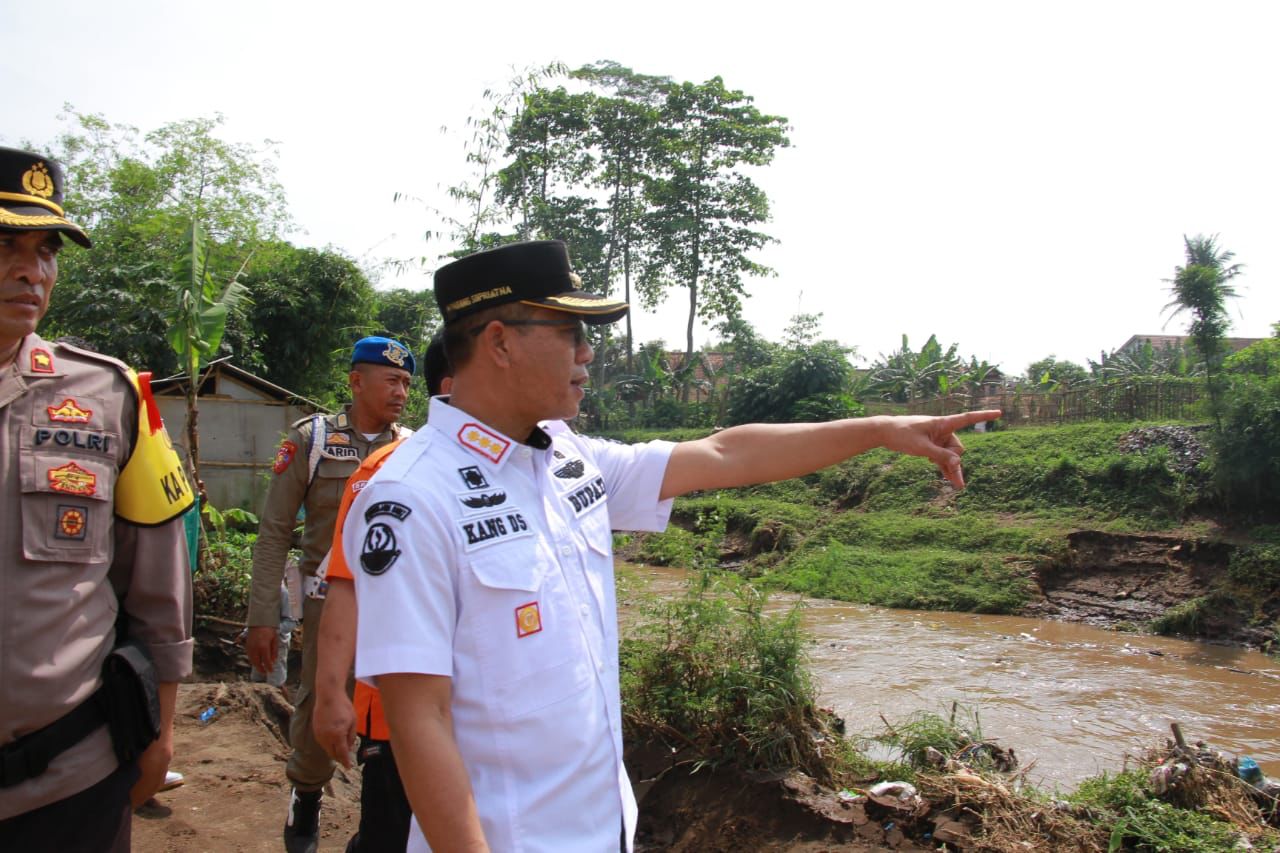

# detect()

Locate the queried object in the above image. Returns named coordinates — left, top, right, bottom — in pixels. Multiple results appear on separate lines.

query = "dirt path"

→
left=134, top=682, right=363, bottom=852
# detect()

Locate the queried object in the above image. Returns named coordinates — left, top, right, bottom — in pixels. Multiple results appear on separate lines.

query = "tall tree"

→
left=640, top=77, right=790, bottom=399
left=573, top=62, right=668, bottom=374
left=41, top=108, right=290, bottom=373
left=1164, top=234, right=1243, bottom=425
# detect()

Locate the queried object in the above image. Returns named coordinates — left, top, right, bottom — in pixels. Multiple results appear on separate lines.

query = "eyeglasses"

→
left=469, top=318, right=589, bottom=348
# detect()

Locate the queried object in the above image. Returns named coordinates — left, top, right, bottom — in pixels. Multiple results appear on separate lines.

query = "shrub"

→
left=620, top=573, right=840, bottom=780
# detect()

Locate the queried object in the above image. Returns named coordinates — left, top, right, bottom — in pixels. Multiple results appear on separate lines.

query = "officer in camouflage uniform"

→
left=0, top=147, right=195, bottom=852
left=245, top=336, right=414, bottom=853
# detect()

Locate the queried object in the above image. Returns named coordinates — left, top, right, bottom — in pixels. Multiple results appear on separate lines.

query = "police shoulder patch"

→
left=360, top=522, right=401, bottom=575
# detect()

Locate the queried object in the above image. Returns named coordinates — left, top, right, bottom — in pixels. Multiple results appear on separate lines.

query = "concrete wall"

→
left=158, top=374, right=318, bottom=514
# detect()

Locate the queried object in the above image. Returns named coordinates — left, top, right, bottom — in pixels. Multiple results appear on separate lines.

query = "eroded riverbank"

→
left=626, top=564, right=1280, bottom=786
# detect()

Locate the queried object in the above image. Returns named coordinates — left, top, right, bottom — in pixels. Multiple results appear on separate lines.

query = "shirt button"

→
left=580, top=604, right=589, bottom=615
left=559, top=544, right=573, bottom=556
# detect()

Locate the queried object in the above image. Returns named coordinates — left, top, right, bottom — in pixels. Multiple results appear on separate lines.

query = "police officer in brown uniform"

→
left=245, top=337, right=414, bottom=853
left=0, top=147, right=195, bottom=851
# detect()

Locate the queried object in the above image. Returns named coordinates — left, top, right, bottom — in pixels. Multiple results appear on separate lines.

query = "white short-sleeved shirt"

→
left=347, top=398, right=674, bottom=853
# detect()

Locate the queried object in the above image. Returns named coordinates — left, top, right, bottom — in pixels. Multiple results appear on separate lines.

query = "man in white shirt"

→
left=347, top=240, right=998, bottom=852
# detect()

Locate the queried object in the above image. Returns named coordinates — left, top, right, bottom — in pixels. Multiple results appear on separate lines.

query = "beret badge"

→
left=383, top=343, right=407, bottom=368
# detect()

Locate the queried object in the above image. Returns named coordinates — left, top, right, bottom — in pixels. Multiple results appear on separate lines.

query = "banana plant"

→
left=165, top=219, right=252, bottom=489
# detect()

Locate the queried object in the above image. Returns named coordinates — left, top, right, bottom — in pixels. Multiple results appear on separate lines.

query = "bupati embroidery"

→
left=365, top=500, right=411, bottom=522
left=458, top=423, right=510, bottom=463
left=458, top=489, right=507, bottom=513
left=458, top=466, right=490, bottom=490
left=460, top=511, right=531, bottom=551
left=515, top=601, right=543, bottom=638
left=30, top=348, right=54, bottom=373
left=47, top=398, right=92, bottom=424
left=564, top=476, right=607, bottom=518
left=35, top=428, right=110, bottom=454
left=56, top=505, right=88, bottom=540
left=553, top=459, right=585, bottom=480
left=47, top=461, right=96, bottom=496
left=273, top=440, right=297, bottom=474
left=360, top=523, right=400, bottom=575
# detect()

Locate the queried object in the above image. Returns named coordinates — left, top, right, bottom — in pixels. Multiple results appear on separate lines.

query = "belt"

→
left=0, top=686, right=107, bottom=788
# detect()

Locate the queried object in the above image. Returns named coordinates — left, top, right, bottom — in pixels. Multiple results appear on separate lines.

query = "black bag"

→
left=97, top=639, right=161, bottom=764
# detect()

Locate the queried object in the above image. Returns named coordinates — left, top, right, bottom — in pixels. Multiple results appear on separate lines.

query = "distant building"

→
left=1117, top=334, right=1263, bottom=355
left=151, top=358, right=327, bottom=513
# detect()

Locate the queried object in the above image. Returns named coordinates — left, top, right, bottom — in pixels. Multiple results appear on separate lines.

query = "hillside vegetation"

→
left=614, top=421, right=1280, bottom=647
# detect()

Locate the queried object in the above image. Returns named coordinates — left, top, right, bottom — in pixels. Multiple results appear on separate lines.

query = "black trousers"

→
left=0, top=759, right=138, bottom=853
left=346, top=736, right=412, bottom=853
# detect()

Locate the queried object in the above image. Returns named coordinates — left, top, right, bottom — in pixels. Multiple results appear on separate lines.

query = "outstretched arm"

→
left=660, top=411, right=1000, bottom=500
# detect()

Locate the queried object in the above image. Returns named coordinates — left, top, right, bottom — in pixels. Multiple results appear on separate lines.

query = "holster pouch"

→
left=98, top=639, right=161, bottom=764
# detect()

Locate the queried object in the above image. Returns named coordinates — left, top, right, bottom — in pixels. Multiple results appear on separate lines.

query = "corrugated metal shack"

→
left=151, top=359, right=327, bottom=514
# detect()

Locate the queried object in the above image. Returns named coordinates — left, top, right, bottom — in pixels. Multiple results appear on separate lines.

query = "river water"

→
left=625, top=565, right=1280, bottom=789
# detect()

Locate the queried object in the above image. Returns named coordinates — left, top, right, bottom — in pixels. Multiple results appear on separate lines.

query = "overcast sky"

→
left=5, top=0, right=1277, bottom=375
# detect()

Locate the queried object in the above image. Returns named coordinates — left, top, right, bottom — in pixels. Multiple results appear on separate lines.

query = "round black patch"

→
left=360, top=522, right=400, bottom=575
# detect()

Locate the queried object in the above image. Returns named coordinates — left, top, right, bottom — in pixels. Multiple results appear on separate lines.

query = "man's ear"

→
left=348, top=368, right=363, bottom=393
left=477, top=321, right=515, bottom=368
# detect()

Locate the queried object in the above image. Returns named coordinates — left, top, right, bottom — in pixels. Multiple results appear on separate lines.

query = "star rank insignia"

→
left=30, top=349, right=55, bottom=373
left=457, top=423, right=511, bottom=463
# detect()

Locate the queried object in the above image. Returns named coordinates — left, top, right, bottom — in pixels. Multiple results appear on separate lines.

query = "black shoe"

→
left=283, top=787, right=322, bottom=853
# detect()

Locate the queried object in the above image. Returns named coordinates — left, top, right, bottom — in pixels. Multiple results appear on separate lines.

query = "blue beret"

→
left=352, top=336, right=415, bottom=375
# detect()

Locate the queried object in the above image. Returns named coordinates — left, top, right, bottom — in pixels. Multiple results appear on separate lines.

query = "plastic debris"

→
left=198, top=706, right=218, bottom=724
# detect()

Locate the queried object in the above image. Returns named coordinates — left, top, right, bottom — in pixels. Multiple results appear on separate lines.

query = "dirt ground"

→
left=133, top=682, right=363, bottom=852
left=132, top=678, right=921, bottom=853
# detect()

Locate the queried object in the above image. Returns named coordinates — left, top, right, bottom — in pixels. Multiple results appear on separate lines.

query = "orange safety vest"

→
left=327, top=440, right=402, bottom=741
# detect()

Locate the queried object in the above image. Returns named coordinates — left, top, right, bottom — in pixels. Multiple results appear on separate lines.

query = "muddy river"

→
left=626, top=565, right=1280, bottom=789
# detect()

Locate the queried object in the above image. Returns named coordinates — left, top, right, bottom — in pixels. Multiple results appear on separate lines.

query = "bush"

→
left=195, top=530, right=256, bottom=620
left=620, top=573, right=841, bottom=780
left=1210, top=374, right=1280, bottom=512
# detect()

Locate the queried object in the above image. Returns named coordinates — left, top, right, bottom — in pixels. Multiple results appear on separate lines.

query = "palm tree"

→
left=1163, top=234, right=1243, bottom=426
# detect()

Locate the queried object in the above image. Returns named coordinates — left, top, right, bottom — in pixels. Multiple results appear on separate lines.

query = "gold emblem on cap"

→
left=22, top=163, right=55, bottom=199
left=382, top=343, right=407, bottom=367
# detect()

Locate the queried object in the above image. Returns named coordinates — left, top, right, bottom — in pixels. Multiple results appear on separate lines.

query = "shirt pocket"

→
left=466, top=541, right=594, bottom=721
left=19, top=452, right=115, bottom=564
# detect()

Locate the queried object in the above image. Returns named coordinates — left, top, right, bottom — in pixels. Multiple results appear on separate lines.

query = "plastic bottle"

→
left=198, top=706, right=218, bottom=725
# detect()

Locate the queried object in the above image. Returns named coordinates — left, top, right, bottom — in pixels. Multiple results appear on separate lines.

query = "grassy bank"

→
left=618, top=421, right=1279, bottom=641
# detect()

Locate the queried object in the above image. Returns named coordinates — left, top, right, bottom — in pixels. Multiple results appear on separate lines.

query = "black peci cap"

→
left=0, top=147, right=91, bottom=248
left=434, top=240, right=627, bottom=325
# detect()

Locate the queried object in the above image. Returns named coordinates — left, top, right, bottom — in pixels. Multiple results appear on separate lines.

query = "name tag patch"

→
left=35, top=428, right=111, bottom=454
left=564, top=476, right=607, bottom=518
left=360, top=523, right=401, bottom=575
left=460, top=511, right=532, bottom=551
left=457, top=489, right=507, bottom=514
left=515, top=601, right=542, bottom=638
left=322, top=444, right=360, bottom=460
